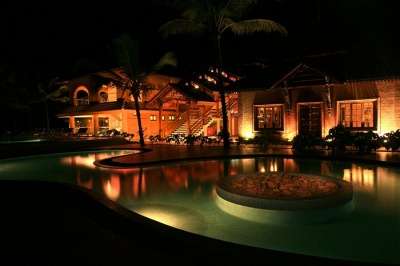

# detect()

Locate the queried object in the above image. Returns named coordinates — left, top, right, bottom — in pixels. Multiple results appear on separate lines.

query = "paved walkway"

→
left=98, top=143, right=400, bottom=168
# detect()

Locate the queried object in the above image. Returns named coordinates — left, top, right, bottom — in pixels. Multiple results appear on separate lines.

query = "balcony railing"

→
left=74, top=98, right=90, bottom=106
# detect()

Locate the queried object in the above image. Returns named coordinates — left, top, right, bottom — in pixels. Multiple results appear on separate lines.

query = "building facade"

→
left=239, top=64, right=400, bottom=140
left=58, top=68, right=239, bottom=139
left=59, top=64, right=400, bottom=141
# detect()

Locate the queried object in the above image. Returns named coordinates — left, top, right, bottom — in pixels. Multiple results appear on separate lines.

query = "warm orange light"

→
left=343, top=165, right=375, bottom=191
left=269, top=159, right=279, bottom=172
left=283, top=132, right=295, bottom=142
left=103, top=174, right=121, bottom=201
left=259, top=166, right=266, bottom=173
left=60, top=155, right=96, bottom=169
left=241, top=129, right=254, bottom=140
left=137, top=209, right=181, bottom=227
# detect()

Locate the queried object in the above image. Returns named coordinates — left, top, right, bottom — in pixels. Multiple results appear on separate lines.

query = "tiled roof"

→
left=170, top=82, right=215, bottom=102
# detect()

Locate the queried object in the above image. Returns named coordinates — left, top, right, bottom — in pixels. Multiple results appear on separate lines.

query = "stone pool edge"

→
left=94, top=151, right=400, bottom=169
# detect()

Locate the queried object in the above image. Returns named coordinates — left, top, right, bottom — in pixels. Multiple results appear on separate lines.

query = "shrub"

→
left=325, top=125, right=353, bottom=153
left=353, top=130, right=381, bottom=153
left=253, top=130, right=286, bottom=148
left=185, top=134, right=198, bottom=146
left=292, top=133, right=324, bottom=152
left=149, top=135, right=162, bottom=143
left=382, top=130, right=400, bottom=151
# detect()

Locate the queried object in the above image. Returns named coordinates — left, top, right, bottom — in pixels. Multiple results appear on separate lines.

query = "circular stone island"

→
left=216, top=173, right=354, bottom=224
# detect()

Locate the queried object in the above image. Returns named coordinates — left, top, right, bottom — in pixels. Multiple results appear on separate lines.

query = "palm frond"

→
left=159, top=19, right=205, bottom=38
left=112, top=34, right=141, bottom=78
left=153, top=52, right=178, bottom=71
left=181, top=4, right=206, bottom=22
left=229, top=19, right=287, bottom=36
left=222, top=0, right=258, bottom=18
left=219, top=17, right=235, bottom=33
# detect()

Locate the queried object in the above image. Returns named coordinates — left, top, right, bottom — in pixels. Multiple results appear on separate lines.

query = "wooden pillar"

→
left=216, top=97, right=220, bottom=117
left=187, top=101, right=191, bottom=135
left=121, top=110, right=127, bottom=133
left=200, top=105, right=205, bottom=125
left=158, top=103, right=162, bottom=137
left=229, top=112, right=232, bottom=136
left=216, top=119, right=221, bottom=134
left=93, top=114, right=98, bottom=135
left=88, top=116, right=94, bottom=136
left=69, top=116, right=75, bottom=133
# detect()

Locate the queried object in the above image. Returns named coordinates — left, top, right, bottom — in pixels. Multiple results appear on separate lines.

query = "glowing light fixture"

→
left=242, top=130, right=254, bottom=140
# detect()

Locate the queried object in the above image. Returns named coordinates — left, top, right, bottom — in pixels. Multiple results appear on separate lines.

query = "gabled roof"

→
left=94, top=68, right=130, bottom=84
left=228, top=63, right=336, bottom=91
left=270, top=63, right=334, bottom=89
left=169, top=81, right=215, bottom=102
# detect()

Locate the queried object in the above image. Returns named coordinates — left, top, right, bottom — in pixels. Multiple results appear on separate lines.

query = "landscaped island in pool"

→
left=216, top=172, right=354, bottom=224
left=217, top=172, right=353, bottom=208
left=0, top=151, right=399, bottom=264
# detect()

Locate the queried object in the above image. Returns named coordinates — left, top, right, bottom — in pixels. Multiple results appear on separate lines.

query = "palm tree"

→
left=160, top=0, right=287, bottom=148
left=35, top=78, right=69, bottom=131
left=112, top=34, right=177, bottom=147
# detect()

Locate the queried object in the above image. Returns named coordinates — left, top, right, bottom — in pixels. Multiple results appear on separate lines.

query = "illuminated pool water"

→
left=0, top=151, right=399, bottom=264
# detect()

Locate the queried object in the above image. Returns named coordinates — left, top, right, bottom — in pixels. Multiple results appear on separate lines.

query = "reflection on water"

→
left=102, top=174, right=121, bottom=201
left=64, top=157, right=220, bottom=201
left=76, top=171, right=93, bottom=190
left=63, top=156, right=385, bottom=203
left=134, top=204, right=208, bottom=233
left=2, top=151, right=399, bottom=263
left=343, top=165, right=376, bottom=192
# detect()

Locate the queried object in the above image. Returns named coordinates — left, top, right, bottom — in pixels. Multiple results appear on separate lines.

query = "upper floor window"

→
left=168, top=115, right=176, bottom=121
left=75, top=89, right=89, bottom=106
left=339, top=100, right=376, bottom=130
left=254, top=105, right=283, bottom=131
left=99, top=91, right=108, bottom=103
left=150, top=115, right=157, bottom=121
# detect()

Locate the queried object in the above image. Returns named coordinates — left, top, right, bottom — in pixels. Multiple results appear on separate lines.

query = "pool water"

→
left=0, top=150, right=399, bottom=264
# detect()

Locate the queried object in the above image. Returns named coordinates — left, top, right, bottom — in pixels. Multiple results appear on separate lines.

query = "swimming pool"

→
left=0, top=150, right=399, bottom=264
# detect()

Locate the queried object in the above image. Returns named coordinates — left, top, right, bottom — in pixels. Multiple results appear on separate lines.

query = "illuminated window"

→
left=254, top=105, right=283, bottom=130
left=150, top=115, right=157, bottom=121
left=99, top=92, right=108, bottom=103
left=98, top=117, right=109, bottom=128
left=76, top=90, right=89, bottom=106
left=75, top=117, right=91, bottom=128
left=161, top=116, right=165, bottom=121
left=168, top=115, right=176, bottom=121
left=339, top=101, right=376, bottom=129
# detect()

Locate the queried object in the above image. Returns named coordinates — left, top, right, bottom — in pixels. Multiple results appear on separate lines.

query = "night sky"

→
left=1, top=0, right=399, bottom=130
left=2, top=1, right=399, bottom=78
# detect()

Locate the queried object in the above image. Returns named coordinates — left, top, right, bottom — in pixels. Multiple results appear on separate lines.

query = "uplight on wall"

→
left=242, top=130, right=254, bottom=140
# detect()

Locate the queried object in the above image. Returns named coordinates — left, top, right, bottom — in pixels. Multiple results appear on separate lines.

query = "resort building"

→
left=58, top=68, right=239, bottom=138
left=238, top=63, right=400, bottom=140
left=59, top=63, right=400, bottom=141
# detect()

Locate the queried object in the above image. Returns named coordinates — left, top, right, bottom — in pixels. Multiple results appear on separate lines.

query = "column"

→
left=93, top=114, right=98, bottom=135
left=158, top=104, right=162, bottom=136
left=187, top=105, right=191, bottom=135
left=69, top=116, right=75, bottom=133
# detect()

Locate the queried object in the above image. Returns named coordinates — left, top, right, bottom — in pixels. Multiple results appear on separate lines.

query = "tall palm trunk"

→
left=44, top=100, right=50, bottom=132
left=217, top=34, right=230, bottom=149
left=133, top=88, right=145, bottom=147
